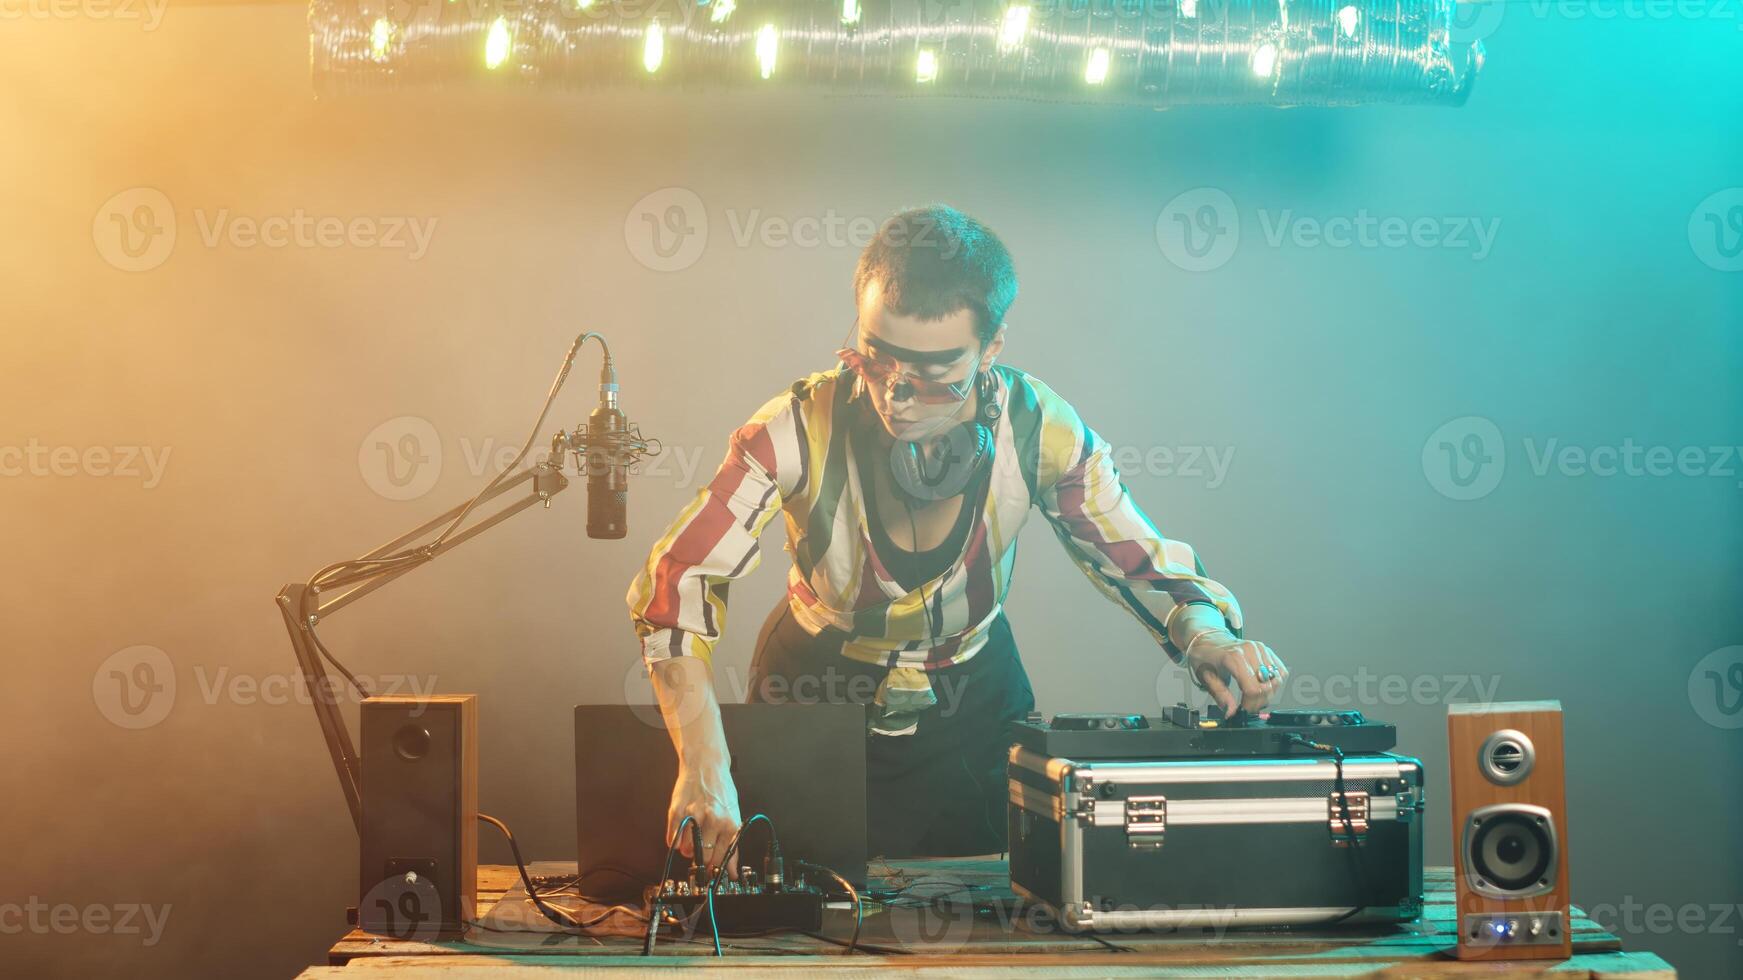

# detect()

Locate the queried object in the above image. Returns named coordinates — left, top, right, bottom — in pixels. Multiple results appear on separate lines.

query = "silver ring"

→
left=1256, top=666, right=1274, bottom=682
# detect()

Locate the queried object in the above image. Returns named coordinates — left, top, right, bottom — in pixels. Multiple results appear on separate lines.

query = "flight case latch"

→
left=1329, top=791, right=1370, bottom=847
left=1125, top=795, right=1167, bottom=850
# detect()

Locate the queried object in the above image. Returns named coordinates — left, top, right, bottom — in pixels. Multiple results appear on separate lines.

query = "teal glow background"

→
left=1, top=3, right=1738, bottom=976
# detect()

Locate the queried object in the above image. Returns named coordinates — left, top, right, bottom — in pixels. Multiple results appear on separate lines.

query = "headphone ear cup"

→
left=977, top=371, right=1002, bottom=426
left=891, top=441, right=928, bottom=500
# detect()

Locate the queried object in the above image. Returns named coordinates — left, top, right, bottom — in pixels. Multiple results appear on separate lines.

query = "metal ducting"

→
left=311, top=0, right=1483, bottom=106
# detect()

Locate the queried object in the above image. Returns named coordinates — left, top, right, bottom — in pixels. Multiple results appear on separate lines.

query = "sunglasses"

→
left=835, top=346, right=978, bottom=405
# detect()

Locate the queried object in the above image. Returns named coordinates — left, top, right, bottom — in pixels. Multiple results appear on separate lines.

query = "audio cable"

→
left=475, top=813, right=647, bottom=931
left=641, top=814, right=698, bottom=955
left=1282, top=733, right=1374, bottom=926
left=795, top=860, right=863, bottom=954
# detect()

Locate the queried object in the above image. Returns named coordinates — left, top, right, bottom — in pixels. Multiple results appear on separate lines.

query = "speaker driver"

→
left=1478, top=728, right=1535, bottom=785
left=394, top=724, right=433, bottom=761
left=1464, top=803, right=1557, bottom=898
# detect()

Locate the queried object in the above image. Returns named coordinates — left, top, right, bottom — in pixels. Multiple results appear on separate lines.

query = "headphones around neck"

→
left=886, top=366, right=1002, bottom=504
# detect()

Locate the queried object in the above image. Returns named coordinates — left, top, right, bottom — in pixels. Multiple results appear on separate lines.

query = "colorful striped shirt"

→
left=625, top=363, right=1243, bottom=714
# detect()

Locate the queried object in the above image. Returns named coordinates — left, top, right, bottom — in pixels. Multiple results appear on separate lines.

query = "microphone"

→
left=584, top=360, right=630, bottom=539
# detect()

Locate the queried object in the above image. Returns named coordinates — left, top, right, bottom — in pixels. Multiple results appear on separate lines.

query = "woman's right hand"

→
left=667, top=757, right=743, bottom=880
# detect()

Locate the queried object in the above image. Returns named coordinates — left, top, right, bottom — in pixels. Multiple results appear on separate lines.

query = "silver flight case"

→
left=1006, top=745, right=1426, bottom=932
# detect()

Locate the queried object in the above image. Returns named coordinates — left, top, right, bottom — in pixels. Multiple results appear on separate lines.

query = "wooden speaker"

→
left=359, top=695, right=477, bottom=937
left=1447, top=700, right=1571, bottom=961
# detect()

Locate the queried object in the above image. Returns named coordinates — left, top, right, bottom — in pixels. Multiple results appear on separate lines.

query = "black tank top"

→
left=855, top=429, right=981, bottom=594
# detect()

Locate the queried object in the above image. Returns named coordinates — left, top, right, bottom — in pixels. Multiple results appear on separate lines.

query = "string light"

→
left=1251, top=41, right=1278, bottom=77
left=1337, top=5, right=1360, bottom=36
left=916, top=48, right=939, bottom=83
left=643, top=20, right=664, bottom=73
left=997, top=5, right=1030, bottom=52
left=756, top=23, right=778, bottom=79
left=1085, top=46, right=1109, bottom=85
left=320, top=0, right=1481, bottom=109
left=368, top=17, right=394, bottom=64
left=484, top=16, right=512, bottom=70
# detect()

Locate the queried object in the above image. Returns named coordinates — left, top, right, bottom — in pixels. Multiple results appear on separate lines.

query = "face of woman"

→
left=851, top=282, right=1002, bottom=441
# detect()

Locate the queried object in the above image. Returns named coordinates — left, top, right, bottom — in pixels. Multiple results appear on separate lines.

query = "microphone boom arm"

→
left=270, top=330, right=657, bottom=833
left=274, top=461, right=569, bottom=832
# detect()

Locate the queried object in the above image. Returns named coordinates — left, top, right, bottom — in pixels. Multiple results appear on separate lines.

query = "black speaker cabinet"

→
left=359, top=695, right=477, bottom=937
left=1447, top=700, right=1571, bottom=961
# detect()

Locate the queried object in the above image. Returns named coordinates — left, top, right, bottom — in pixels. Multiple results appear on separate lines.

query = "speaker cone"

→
left=1464, top=803, right=1557, bottom=898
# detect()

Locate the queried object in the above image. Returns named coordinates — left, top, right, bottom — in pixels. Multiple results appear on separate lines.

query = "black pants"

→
left=745, top=601, right=1035, bottom=858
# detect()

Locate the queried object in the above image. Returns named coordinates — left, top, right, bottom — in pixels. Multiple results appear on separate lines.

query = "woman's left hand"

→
left=1183, top=631, right=1288, bottom=717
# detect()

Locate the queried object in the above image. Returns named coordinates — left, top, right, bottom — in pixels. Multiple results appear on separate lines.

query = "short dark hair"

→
left=853, top=205, right=1017, bottom=342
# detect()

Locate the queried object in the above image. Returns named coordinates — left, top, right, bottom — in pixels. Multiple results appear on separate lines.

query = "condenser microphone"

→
left=585, top=363, right=629, bottom=540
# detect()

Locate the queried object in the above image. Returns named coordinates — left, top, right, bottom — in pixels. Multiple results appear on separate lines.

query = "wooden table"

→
left=308, top=860, right=1675, bottom=978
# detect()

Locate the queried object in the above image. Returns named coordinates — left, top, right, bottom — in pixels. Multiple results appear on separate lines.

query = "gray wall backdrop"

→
left=2, top=4, right=1739, bottom=977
